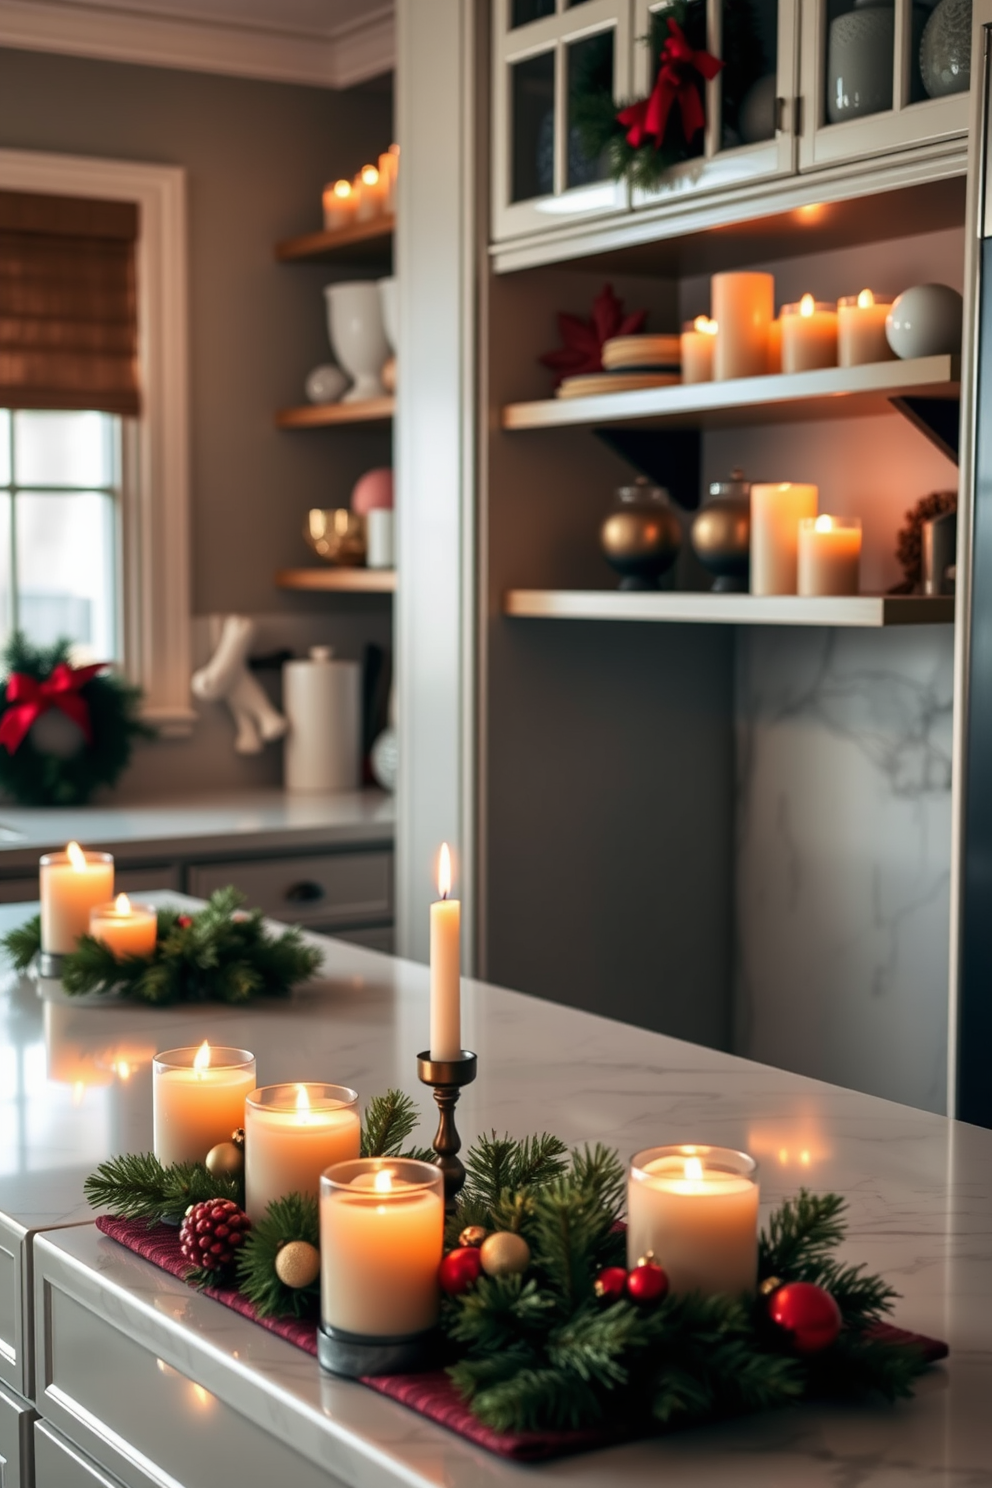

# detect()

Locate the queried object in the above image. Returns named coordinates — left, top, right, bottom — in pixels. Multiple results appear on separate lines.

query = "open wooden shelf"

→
left=502, top=355, right=960, bottom=434
left=275, top=397, right=394, bottom=430
left=275, top=215, right=394, bottom=265
left=276, top=568, right=396, bottom=593
left=504, top=590, right=954, bottom=628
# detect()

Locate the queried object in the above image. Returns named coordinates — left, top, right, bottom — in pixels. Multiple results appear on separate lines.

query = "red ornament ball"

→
left=439, top=1246, right=483, bottom=1296
left=593, top=1266, right=628, bottom=1302
left=767, top=1281, right=842, bottom=1353
left=176, top=914, right=193, bottom=929
left=179, top=1199, right=250, bottom=1273
left=625, top=1257, right=669, bottom=1304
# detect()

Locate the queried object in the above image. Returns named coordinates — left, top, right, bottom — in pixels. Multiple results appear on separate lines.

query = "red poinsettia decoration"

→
left=617, top=18, right=724, bottom=151
left=539, top=283, right=647, bottom=387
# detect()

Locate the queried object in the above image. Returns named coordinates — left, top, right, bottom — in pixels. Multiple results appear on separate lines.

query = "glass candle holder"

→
left=627, top=1144, right=759, bottom=1297
left=320, top=1158, right=444, bottom=1339
left=798, top=515, right=862, bottom=596
left=781, top=296, right=838, bottom=373
left=40, top=844, right=114, bottom=954
left=711, top=271, right=774, bottom=380
left=680, top=316, right=718, bottom=384
left=245, top=1083, right=360, bottom=1222
left=153, top=1045, right=256, bottom=1168
left=89, top=894, right=157, bottom=959
left=837, top=291, right=895, bottom=367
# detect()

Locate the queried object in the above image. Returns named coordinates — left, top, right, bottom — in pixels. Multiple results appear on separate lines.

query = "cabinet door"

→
left=632, top=0, right=797, bottom=212
left=492, top=0, right=632, bottom=241
left=799, top=0, right=969, bottom=171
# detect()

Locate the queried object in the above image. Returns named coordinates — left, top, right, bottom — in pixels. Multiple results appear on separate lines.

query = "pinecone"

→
left=179, top=1198, right=250, bottom=1274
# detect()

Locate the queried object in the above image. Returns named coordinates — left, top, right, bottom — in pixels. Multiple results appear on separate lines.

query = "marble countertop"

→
left=1, top=902, right=990, bottom=1485
left=0, top=788, right=395, bottom=870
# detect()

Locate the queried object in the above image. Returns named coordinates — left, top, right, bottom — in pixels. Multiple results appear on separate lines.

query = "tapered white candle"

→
left=430, top=843, right=461, bottom=1061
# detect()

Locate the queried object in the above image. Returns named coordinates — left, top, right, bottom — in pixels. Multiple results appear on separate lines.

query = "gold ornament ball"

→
left=275, top=1240, right=321, bottom=1290
left=479, top=1231, right=531, bottom=1278
left=459, top=1225, right=488, bottom=1249
left=205, top=1141, right=244, bottom=1179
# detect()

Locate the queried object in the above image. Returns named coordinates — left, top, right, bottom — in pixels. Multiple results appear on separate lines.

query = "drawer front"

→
left=113, top=866, right=181, bottom=895
left=187, top=850, right=392, bottom=927
left=35, top=1422, right=123, bottom=1488
left=0, top=1221, right=24, bottom=1397
left=0, top=1379, right=34, bottom=1488
left=331, top=924, right=395, bottom=954
left=0, top=881, right=38, bottom=907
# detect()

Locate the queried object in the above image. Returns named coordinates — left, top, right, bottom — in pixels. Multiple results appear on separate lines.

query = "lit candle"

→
left=321, top=1158, right=444, bottom=1338
left=244, top=1082, right=361, bottom=1222
left=39, top=842, right=114, bottom=954
left=750, top=482, right=819, bottom=594
left=627, top=1145, right=759, bottom=1297
left=837, top=289, right=895, bottom=367
left=89, top=893, right=158, bottom=959
left=767, top=314, right=782, bottom=373
left=322, top=178, right=356, bottom=232
left=781, top=294, right=838, bottom=373
left=430, top=843, right=461, bottom=1061
left=680, top=316, right=717, bottom=384
left=153, top=1043, right=256, bottom=1167
left=378, top=149, right=398, bottom=214
left=711, top=272, right=774, bottom=380
left=355, top=163, right=385, bottom=222
left=798, top=515, right=862, bottom=596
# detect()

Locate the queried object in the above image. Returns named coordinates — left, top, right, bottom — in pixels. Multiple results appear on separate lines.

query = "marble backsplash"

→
left=734, top=625, right=953, bottom=1114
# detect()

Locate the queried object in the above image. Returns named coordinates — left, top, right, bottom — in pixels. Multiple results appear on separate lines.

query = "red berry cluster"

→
left=179, top=1199, right=250, bottom=1273
left=595, top=1256, right=669, bottom=1304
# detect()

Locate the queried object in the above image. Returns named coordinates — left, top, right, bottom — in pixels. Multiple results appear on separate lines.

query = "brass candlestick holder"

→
left=416, top=1049, right=477, bottom=1207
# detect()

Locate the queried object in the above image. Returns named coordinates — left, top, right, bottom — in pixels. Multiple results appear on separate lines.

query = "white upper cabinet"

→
left=798, top=0, right=970, bottom=170
left=491, top=0, right=632, bottom=240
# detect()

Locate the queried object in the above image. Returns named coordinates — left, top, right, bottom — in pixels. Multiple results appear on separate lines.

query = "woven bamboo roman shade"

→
left=0, top=189, right=140, bottom=415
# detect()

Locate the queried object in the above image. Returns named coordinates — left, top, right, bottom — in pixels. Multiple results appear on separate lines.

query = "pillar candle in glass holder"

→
left=627, top=1145, right=759, bottom=1297
left=321, top=1158, right=444, bottom=1338
left=430, top=843, right=461, bottom=1060
left=781, top=295, right=838, bottom=372
left=798, top=515, right=862, bottom=596
left=89, top=894, right=158, bottom=959
left=40, top=842, right=114, bottom=955
left=711, top=272, right=774, bottom=380
left=750, top=482, right=818, bottom=594
left=323, top=179, right=356, bottom=232
left=153, top=1044, right=256, bottom=1167
left=355, top=164, right=385, bottom=222
left=680, top=316, right=717, bottom=384
left=245, top=1083, right=360, bottom=1221
left=837, top=290, right=895, bottom=367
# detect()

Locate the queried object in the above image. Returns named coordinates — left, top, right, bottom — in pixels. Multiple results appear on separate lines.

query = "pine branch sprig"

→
left=2, top=913, right=41, bottom=971
left=759, top=1190, right=847, bottom=1278
left=84, top=1151, right=239, bottom=1224
left=361, top=1089, right=432, bottom=1161
left=236, top=1192, right=320, bottom=1319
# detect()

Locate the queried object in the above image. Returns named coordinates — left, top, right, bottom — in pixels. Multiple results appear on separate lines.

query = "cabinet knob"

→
left=284, top=880, right=325, bottom=904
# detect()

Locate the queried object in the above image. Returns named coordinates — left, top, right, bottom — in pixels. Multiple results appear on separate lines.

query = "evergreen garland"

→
left=83, top=1151, right=240, bottom=1224
left=2, top=888, right=323, bottom=1004
left=237, top=1192, right=320, bottom=1317
left=0, top=633, right=151, bottom=806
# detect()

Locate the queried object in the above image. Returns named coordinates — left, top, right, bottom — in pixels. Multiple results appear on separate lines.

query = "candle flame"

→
left=193, top=1040, right=211, bottom=1072
left=857, top=288, right=874, bottom=309
left=374, top=1168, right=394, bottom=1194
left=799, top=294, right=815, bottom=318
left=361, top=164, right=379, bottom=186
left=115, top=893, right=131, bottom=915
left=684, top=1156, right=704, bottom=1182
left=296, top=1084, right=311, bottom=1120
left=67, top=840, right=87, bottom=870
left=814, top=514, right=833, bottom=533
left=115, top=1059, right=131, bottom=1081
left=438, top=842, right=452, bottom=900
left=332, top=178, right=351, bottom=200
left=693, top=315, right=718, bottom=336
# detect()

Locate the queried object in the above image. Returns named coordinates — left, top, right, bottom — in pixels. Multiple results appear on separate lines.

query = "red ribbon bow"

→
left=617, top=19, right=724, bottom=150
left=0, top=661, right=106, bottom=754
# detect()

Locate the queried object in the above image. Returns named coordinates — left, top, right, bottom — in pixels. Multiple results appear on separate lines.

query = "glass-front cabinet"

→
left=799, top=0, right=970, bottom=169
left=492, top=0, right=632, bottom=240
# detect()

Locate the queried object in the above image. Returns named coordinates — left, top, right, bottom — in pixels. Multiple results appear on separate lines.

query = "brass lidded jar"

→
left=690, top=468, right=751, bottom=593
left=600, top=476, right=683, bottom=591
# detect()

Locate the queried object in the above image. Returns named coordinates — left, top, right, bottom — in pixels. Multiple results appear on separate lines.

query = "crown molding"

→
left=0, top=0, right=393, bottom=88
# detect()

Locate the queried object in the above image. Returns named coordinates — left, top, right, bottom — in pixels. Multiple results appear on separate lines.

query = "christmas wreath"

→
left=0, top=633, right=149, bottom=805
left=85, top=1113, right=935, bottom=1438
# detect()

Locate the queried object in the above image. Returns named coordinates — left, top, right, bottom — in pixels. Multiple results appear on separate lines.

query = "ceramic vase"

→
left=324, top=283, right=390, bottom=403
left=600, top=477, right=683, bottom=591
left=920, top=0, right=972, bottom=97
left=827, top=0, right=894, bottom=124
left=690, top=470, right=751, bottom=593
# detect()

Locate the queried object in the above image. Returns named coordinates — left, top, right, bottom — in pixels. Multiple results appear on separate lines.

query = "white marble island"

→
left=0, top=905, right=989, bottom=1487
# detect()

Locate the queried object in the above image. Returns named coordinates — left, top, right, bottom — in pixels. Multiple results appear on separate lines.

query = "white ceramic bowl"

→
left=885, top=283, right=963, bottom=359
left=378, top=276, right=399, bottom=352
left=324, top=282, right=390, bottom=403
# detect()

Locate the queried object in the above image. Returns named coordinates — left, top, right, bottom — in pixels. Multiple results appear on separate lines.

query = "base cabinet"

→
left=34, top=1423, right=124, bottom=1488
left=0, top=1380, right=35, bottom=1488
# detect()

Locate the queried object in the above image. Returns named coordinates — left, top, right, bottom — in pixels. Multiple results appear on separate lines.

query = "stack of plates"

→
left=556, top=333, right=682, bottom=399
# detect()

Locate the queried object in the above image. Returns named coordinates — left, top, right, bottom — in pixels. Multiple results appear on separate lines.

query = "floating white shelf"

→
left=503, top=590, right=955, bottom=628
left=501, top=355, right=959, bottom=432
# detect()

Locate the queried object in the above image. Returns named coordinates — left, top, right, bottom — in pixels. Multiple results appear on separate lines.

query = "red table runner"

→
left=95, top=1214, right=948, bottom=1464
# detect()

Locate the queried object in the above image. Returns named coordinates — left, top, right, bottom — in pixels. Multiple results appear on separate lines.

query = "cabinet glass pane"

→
left=825, top=0, right=894, bottom=124
left=511, top=0, right=555, bottom=27
left=15, top=491, right=116, bottom=656
left=645, top=0, right=706, bottom=162
left=915, top=0, right=948, bottom=103
left=511, top=50, right=555, bottom=201
left=567, top=29, right=614, bottom=188
left=721, top=0, right=778, bottom=149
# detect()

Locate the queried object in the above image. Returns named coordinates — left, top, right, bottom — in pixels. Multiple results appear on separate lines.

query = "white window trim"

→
left=0, top=147, right=194, bottom=736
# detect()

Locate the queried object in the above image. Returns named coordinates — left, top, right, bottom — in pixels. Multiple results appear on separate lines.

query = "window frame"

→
left=0, top=148, right=194, bottom=735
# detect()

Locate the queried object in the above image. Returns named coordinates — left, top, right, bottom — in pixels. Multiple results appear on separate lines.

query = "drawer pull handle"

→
left=284, top=880, right=325, bottom=904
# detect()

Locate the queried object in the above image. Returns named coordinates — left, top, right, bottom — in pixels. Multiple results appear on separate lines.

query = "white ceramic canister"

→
left=283, top=647, right=361, bottom=793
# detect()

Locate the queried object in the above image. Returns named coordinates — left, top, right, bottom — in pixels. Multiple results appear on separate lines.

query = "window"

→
left=0, top=408, right=122, bottom=658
